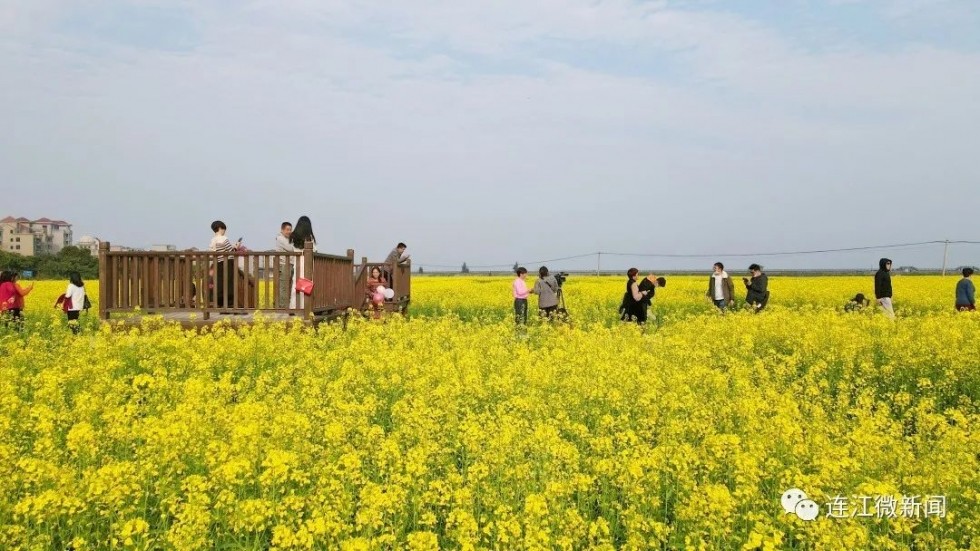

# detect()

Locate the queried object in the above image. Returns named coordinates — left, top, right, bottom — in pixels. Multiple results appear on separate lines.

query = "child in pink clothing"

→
left=513, top=267, right=530, bottom=325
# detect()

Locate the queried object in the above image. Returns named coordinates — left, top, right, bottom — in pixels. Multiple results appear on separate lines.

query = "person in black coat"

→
left=637, top=273, right=666, bottom=322
left=874, top=258, right=895, bottom=318
left=619, top=268, right=650, bottom=323
left=743, top=264, right=769, bottom=312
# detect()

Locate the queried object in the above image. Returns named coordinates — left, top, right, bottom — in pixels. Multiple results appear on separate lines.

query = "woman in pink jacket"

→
left=0, top=271, right=34, bottom=329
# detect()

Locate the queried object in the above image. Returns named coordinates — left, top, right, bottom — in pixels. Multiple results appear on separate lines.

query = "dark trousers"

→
left=67, top=310, right=80, bottom=334
left=514, top=298, right=528, bottom=325
left=212, top=260, right=236, bottom=308
left=1, top=308, right=23, bottom=330
left=539, top=305, right=557, bottom=318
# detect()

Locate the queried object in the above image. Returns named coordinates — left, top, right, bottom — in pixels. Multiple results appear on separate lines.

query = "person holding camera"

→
left=744, top=263, right=769, bottom=312
left=844, top=293, right=871, bottom=312
left=531, top=266, right=560, bottom=318
left=620, top=268, right=650, bottom=323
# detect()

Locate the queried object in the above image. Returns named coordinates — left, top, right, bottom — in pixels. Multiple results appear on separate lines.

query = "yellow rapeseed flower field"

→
left=1, top=275, right=978, bottom=550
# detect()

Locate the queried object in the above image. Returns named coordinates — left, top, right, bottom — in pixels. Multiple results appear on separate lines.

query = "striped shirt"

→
left=209, top=235, right=235, bottom=253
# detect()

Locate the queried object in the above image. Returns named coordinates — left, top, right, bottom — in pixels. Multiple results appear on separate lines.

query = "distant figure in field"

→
left=874, top=258, right=895, bottom=318
left=637, top=273, right=666, bottom=322
left=706, top=262, right=735, bottom=311
left=365, top=266, right=388, bottom=319
left=289, top=216, right=317, bottom=310
left=620, top=268, right=650, bottom=323
left=845, top=293, right=871, bottom=312
left=956, top=267, right=975, bottom=312
left=0, top=270, right=33, bottom=329
left=274, top=221, right=293, bottom=308
left=513, top=267, right=530, bottom=325
left=744, top=264, right=769, bottom=312
left=531, top=266, right=559, bottom=319
left=208, top=220, right=242, bottom=309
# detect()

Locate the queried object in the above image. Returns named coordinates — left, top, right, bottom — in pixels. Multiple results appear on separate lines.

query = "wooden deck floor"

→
left=104, top=300, right=407, bottom=329
left=105, top=311, right=345, bottom=329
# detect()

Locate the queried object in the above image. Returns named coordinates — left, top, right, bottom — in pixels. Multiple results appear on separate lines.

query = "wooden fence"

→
left=98, top=241, right=360, bottom=322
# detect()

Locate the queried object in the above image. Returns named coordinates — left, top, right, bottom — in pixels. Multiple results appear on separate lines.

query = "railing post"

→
left=304, top=240, right=314, bottom=320
left=98, top=241, right=110, bottom=320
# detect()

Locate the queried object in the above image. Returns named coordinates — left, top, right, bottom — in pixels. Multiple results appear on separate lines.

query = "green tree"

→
left=461, top=262, right=469, bottom=274
left=0, top=246, right=97, bottom=279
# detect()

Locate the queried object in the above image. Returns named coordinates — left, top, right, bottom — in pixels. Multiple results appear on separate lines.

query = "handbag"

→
left=295, top=277, right=314, bottom=296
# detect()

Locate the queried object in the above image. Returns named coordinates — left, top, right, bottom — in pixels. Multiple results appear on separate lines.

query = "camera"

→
left=554, top=272, right=569, bottom=287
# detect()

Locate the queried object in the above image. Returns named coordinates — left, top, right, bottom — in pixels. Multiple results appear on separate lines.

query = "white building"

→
left=0, top=216, right=73, bottom=255
left=77, top=235, right=101, bottom=256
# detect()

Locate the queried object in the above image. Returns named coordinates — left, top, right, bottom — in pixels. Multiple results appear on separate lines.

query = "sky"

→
left=1, top=0, right=979, bottom=271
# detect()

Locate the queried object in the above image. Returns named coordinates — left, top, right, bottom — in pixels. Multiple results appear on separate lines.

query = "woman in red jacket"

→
left=0, top=271, right=34, bottom=329
left=365, top=266, right=388, bottom=319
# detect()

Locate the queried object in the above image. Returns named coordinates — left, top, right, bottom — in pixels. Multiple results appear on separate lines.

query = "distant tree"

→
left=461, top=262, right=470, bottom=273
left=0, top=246, right=97, bottom=279
left=513, top=261, right=519, bottom=272
left=418, top=265, right=424, bottom=274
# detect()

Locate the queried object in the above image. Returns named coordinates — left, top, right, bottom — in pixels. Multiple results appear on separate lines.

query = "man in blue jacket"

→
left=956, top=267, right=975, bottom=311
left=874, top=258, right=895, bottom=318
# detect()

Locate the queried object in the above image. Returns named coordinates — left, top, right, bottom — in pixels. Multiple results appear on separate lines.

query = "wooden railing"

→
left=352, top=258, right=412, bottom=313
left=98, top=241, right=355, bottom=320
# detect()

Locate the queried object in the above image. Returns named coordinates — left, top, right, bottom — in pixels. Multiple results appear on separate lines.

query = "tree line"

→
left=0, top=246, right=99, bottom=279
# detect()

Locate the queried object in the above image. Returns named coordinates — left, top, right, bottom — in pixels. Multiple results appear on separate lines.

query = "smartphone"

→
left=237, top=236, right=243, bottom=243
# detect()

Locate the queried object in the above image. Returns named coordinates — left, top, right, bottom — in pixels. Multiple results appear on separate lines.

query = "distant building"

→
left=77, top=235, right=102, bottom=256
left=0, top=216, right=73, bottom=256
left=150, top=244, right=177, bottom=252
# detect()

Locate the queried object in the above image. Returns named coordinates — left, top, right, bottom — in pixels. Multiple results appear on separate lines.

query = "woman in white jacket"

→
left=289, top=216, right=317, bottom=310
left=64, top=271, right=87, bottom=334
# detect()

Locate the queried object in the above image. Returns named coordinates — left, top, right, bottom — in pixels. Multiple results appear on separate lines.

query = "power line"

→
left=415, top=239, right=980, bottom=270
left=601, top=240, right=947, bottom=258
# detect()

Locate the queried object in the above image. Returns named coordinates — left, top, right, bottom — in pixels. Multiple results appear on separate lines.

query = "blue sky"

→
left=2, top=0, right=979, bottom=270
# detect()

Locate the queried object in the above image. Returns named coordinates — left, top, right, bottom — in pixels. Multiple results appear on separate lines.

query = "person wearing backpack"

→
left=531, top=266, right=559, bottom=319
left=59, top=271, right=87, bottom=334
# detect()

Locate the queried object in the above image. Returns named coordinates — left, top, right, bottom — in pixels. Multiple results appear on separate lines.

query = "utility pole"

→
left=942, top=239, right=950, bottom=276
left=596, top=252, right=601, bottom=276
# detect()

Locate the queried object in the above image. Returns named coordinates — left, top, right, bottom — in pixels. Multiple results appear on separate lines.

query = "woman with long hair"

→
left=291, top=216, right=317, bottom=251
left=365, top=266, right=388, bottom=319
left=0, top=270, right=34, bottom=329
left=63, top=271, right=87, bottom=334
left=289, top=216, right=317, bottom=310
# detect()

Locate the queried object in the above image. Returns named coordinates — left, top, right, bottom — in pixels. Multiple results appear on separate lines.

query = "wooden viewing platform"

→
left=98, top=241, right=411, bottom=328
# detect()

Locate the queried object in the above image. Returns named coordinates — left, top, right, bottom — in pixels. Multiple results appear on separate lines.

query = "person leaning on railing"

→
left=384, top=242, right=409, bottom=290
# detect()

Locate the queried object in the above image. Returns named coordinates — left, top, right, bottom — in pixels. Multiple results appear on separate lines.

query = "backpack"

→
left=83, top=295, right=92, bottom=310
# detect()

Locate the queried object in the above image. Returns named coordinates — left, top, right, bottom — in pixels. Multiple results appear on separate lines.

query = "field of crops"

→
left=1, top=276, right=978, bottom=550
